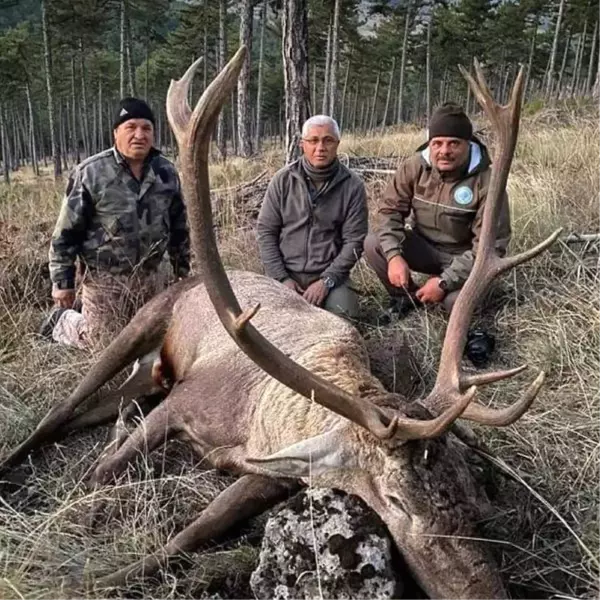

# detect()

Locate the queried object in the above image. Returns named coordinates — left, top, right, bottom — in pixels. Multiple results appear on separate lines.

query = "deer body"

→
left=90, top=268, right=506, bottom=598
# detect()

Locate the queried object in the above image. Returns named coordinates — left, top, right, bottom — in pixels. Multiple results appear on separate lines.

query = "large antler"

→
left=166, top=48, right=474, bottom=442
left=421, top=60, right=561, bottom=424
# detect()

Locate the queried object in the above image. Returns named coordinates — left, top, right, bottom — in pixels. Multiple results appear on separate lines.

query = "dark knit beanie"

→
left=428, top=103, right=473, bottom=141
left=113, top=97, right=156, bottom=129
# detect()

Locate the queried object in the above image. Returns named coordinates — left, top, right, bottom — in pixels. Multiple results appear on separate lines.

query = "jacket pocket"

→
left=437, top=207, right=475, bottom=246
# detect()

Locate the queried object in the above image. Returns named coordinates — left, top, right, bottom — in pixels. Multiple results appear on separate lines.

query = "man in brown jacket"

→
left=257, top=115, right=368, bottom=320
left=364, top=103, right=511, bottom=316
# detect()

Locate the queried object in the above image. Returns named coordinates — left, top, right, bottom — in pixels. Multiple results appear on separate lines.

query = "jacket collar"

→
left=417, top=137, right=491, bottom=178
left=288, top=157, right=351, bottom=189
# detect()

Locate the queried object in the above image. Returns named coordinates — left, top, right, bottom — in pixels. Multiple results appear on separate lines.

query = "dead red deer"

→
left=0, top=48, right=561, bottom=598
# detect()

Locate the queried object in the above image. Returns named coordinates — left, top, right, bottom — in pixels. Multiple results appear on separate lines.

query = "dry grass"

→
left=0, top=112, right=598, bottom=598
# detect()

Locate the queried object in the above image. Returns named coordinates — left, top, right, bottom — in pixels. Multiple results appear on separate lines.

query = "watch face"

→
left=323, top=277, right=335, bottom=289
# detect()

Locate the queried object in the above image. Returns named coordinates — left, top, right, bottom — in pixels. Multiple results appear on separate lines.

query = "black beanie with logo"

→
left=428, top=103, right=473, bottom=141
left=113, top=97, right=156, bottom=130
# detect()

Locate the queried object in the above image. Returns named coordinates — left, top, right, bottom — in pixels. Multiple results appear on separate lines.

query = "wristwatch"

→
left=322, top=276, right=336, bottom=290
left=438, top=278, right=448, bottom=293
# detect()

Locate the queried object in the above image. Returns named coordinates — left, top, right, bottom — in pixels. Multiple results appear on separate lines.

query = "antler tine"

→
left=166, top=56, right=203, bottom=138
left=420, top=59, right=558, bottom=426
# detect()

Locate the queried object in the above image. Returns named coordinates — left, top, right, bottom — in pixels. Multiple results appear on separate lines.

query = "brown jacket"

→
left=257, top=160, right=368, bottom=285
left=377, top=140, right=511, bottom=291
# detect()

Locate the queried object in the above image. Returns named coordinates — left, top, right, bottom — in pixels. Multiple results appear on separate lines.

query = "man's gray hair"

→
left=302, top=115, right=341, bottom=139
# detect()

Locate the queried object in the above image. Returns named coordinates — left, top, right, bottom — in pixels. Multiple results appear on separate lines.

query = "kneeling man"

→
left=257, top=115, right=368, bottom=320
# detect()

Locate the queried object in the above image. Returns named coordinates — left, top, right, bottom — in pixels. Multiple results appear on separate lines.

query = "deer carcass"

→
left=0, top=48, right=560, bottom=598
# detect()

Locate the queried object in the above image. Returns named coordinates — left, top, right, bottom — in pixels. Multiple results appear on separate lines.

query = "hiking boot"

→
left=465, top=329, right=496, bottom=367
left=388, top=295, right=422, bottom=317
left=39, top=307, right=68, bottom=340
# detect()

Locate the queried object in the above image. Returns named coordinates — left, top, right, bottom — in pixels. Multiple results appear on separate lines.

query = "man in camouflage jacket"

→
left=364, top=103, right=511, bottom=317
left=42, top=97, right=190, bottom=348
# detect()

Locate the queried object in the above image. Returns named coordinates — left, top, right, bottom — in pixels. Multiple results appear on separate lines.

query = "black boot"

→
left=465, top=329, right=496, bottom=367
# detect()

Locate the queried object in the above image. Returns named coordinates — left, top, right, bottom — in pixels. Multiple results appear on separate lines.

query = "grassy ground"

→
left=0, top=109, right=598, bottom=598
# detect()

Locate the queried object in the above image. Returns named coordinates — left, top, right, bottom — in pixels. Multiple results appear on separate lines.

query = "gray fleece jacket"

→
left=257, top=160, right=368, bottom=285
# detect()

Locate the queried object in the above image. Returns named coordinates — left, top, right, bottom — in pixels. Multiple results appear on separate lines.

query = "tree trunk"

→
left=351, top=84, right=359, bottom=131
left=126, top=5, right=136, bottom=97
left=98, top=79, right=103, bottom=150
left=70, top=56, right=80, bottom=163
left=585, top=19, right=598, bottom=95
left=11, top=110, right=21, bottom=169
left=311, top=64, right=317, bottom=113
left=572, top=19, right=588, bottom=96
left=230, top=91, right=238, bottom=155
left=382, top=57, right=396, bottom=129
left=59, top=101, right=69, bottom=171
left=0, top=104, right=10, bottom=184
left=525, top=21, right=538, bottom=100
left=282, top=0, right=310, bottom=163
left=120, top=0, right=126, bottom=98
left=328, top=0, right=341, bottom=116
left=217, top=0, right=228, bottom=159
left=145, top=34, right=150, bottom=100
left=396, top=2, right=411, bottom=124
left=25, top=82, right=39, bottom=176
left=339, top=60, right=350, bottom=129
left=254, top=0, right=267, bottom=152
left=556, top=29, right=571, bottom=98
left=426, top=16, right=432, bottom=122
left=369, top=72, right=380, bottom=130
left=80, top=38, right=91, bottom=157
left=237, top=0, right=254, bottom=156
left=41, top=0, right=61, bottom=178
left=322, top=15, right=332, bottom=114
left=546, top=0, right=566, bottom=98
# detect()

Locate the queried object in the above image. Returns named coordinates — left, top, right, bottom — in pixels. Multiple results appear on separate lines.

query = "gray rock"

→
left=250, top=488, right=400, bottom=599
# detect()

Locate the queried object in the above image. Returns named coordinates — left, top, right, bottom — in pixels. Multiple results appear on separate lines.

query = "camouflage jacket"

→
left=49, top=147, right=190, bottom=289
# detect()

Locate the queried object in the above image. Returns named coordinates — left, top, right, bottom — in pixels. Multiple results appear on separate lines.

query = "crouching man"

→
left=257, top=115, right=368, bottom=321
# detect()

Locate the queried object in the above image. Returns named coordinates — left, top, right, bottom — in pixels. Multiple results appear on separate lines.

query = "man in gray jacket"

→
left=257, top=115, right=368, bottom=320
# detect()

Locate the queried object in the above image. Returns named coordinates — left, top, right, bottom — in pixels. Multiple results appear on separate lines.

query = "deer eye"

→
left=386, top=494, right=408, bottom=514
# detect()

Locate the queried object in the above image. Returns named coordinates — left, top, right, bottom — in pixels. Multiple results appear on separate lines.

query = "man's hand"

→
left=415, top=277, right=445, bottom=304
left=52, top=287, right=76, bottom=309
left=283, top=278, right=305, bottom=294
left=303, top=279, right=329, bottom=306
left=387, top=255, right=411, bottom=288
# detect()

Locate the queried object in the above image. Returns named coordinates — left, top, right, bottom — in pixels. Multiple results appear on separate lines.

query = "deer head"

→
left=162, top=53, right=561, bottom=598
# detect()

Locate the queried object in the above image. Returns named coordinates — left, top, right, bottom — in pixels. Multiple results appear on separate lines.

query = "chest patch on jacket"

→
left=454, top=185, right=474, bottom=205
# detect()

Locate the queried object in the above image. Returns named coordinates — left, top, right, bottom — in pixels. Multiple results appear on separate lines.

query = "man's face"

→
left=300, top=124, right=340, bottom=168
left=429, top=137, right=470, bottom=172
left=114, top=118, right=154, bottom=161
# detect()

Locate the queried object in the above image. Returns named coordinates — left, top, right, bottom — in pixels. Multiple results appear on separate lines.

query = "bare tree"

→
left=426, top=15, right=432, bottom=122
left=396, top=2, right=412, bottom=123
left=237, top=0, right=254, bottom=156
left=545, top=0, right=566, bottom=98
left=328, top=0, right=341, bottom=116
left=120, top=0, right=126, bottom=98
left=282, top=0, right=310, bottom=163
left=585, top=19, right=598, bottom=95
left=217, top=0, right=228, bottom=158
left=25, top=81, right=39, bottom=176
left=254, top=0, right=267, bottom=151
left=41, top=0, right=62, bottom=177
left=382, top=57, right=396, bottom=128
left=571, top=20, right=588, bottom=96
left=0, top=103, right=10, bottom=184
left=322, top=15, right=332, bottom=113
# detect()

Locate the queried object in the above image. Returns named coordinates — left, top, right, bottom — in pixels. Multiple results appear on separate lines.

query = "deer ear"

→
left=246, top=428, right=356, bottom=478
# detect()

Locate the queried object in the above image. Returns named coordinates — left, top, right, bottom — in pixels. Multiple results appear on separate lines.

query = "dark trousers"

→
left=364, top=231, right=460, bottom=313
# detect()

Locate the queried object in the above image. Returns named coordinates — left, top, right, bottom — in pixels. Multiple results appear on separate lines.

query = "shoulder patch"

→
left=454, top=186, right=474, bottom=206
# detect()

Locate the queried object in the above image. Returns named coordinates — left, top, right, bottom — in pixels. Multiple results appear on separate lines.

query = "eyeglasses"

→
left=302, top=136, right=338, bottom=147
